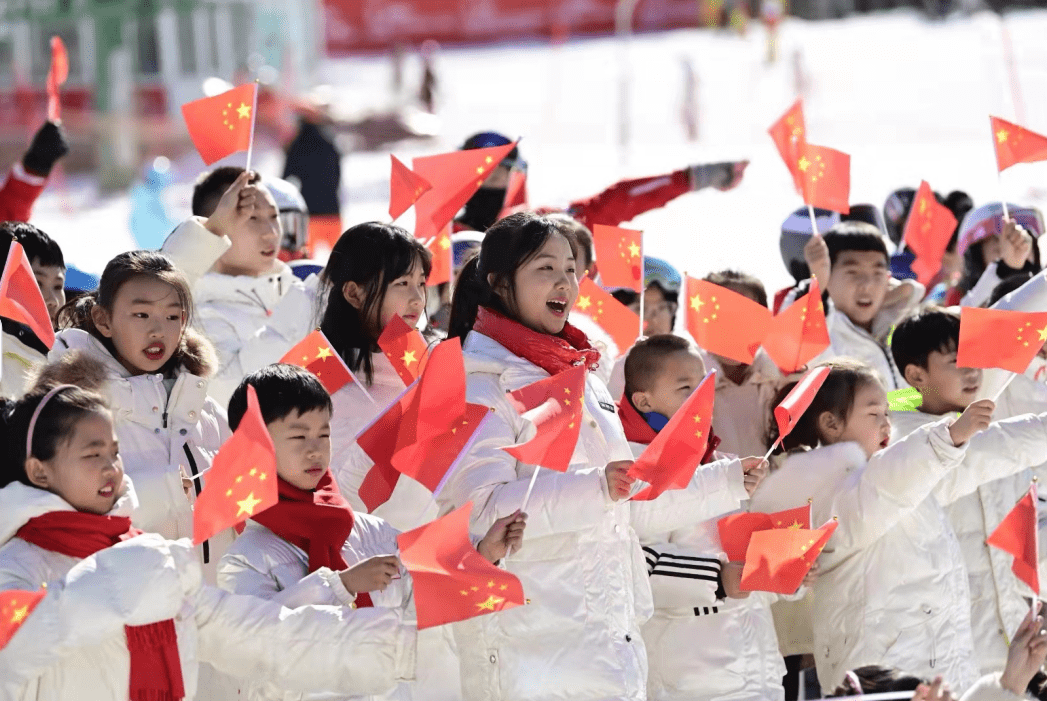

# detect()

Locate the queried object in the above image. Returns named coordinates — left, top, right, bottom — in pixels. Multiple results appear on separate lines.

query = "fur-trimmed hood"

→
left=46, top=327, right=217, bottom=382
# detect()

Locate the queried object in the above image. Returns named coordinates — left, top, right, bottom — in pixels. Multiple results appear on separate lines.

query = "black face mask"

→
left=458, top=188, right=507, bottom=232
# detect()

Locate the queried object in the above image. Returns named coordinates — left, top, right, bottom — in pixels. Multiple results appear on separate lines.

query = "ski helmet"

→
left=643, top=256, right=682, bottom=301
left=957, top=203, right=1045, bottom=257
left=779, top=206, right=841, bottom=282
left=460, top=132, right=527, bottom=172
left=264, top=176, right=310, bottom=255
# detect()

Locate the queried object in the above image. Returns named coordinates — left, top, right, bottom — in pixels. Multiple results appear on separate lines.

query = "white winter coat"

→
left=749, top=415, right=1047, bottom=695
left=1, top=326, right=45, bottom=398
left=161, top=217, right=318, bottom=407
left=0, top=479, right=417, bottom=701
left=437, top=331, right=749, bottom=701
left=218, top=512, right=412, bottom=701
left=48, top=328, right=234, bottom=582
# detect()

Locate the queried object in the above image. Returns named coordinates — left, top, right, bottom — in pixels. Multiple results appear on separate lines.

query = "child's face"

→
left=268, top=408, right=332, bottom=491
left=30, top=259, right=65, bottom=326
left=908, top=345, right=981, bottom=414
left=826, top=251, right=890, bottom=331
left=632, top=350, right=706, bottom=418
left=643, top=285, right=675, bottom=336
left=28, top=410, right=124, bottom=515
left=219, top=186, right=281, bottom=277
left=831, top=380, right=891, bottom=458
left=510, top=233, right=578, bottom=335
left=379, top=260, right=428, bottom=332
left=94, top=276, right=186, bottom=376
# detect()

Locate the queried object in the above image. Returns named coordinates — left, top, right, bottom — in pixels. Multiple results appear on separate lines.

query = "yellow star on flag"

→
left=476, top=594, right=504, bottom=611
left=576, top=295, right=592, bottom=311
left=236, top=102, right=251, bottom=119
left=797, top=156, right=811, bottom=172
left=690, top=294, right=705, bottom=312
left=316, top=346, right=334, bottom=360
left=402, top=350, right=418, bottom=367
left=627, top=241, right=641, bottom=258
left=788, top=521, right=803, bottom=530
left=997, top=129, right=1009, bottom=143
left=1038, top=325, right=1047, bottom=342
left=10, top=605, right=28, bottom=624
left=236, top=491, right=263, bottom=517
left=439, top=236, right=451, bottom=250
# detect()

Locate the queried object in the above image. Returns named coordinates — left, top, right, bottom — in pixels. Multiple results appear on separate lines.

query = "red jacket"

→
left=0, top=163, right=46, bottom=223
left=567, top=169, right=692, bottom=228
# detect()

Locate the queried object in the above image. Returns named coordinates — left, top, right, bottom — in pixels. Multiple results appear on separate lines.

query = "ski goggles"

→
left=957, top=203, right=1044, bottom=256
left=461, top=132, right=527, bottom=172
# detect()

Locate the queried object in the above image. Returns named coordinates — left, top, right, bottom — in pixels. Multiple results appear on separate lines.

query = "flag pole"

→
left=807, top=203, right=820, bottom=238
left=638, top=234, right=645, bottom=338
left=520, top=466, right=542, bottom=514
left=1032, top=477, right=1040, bottom=621
left=991, top=371, right=1018, bottom=403
left=244, top=80, right=260, bottom=173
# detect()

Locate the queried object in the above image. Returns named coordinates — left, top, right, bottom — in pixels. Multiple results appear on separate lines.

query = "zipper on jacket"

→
left=183, top=443, right=209, bottom=563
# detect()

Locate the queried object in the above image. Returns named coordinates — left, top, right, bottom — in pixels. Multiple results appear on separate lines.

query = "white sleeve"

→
left=160, top=217, right=231, bottom=287
left=641, top=542, right=723, bottom=610
left=217, top=551, right=357, bottom=609
left=629, top=457, right=748, bottom=539
left=960, top=262, right=1004, bottom=309
left=958, top=674, right=1025, bottom=701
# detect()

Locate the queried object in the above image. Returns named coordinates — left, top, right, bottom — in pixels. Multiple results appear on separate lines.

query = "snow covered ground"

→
left=30, top=8, right=1047, bottom=293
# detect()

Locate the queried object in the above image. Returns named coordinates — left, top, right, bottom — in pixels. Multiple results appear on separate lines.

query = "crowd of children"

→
left=4, top=119, right=1047, bottom=701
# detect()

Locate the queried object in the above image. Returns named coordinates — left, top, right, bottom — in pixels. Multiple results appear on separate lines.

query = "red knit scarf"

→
left=615, top=397, right=722, bottom=464
left=472, top=306, right=601, bottom=377
left=251, top=472, right=372, bottom=607
left=16, top=510, right=185, bottom=701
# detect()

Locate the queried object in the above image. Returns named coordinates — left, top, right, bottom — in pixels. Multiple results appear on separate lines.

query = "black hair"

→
left=192, top=166, right=255, bottom=217
left=623, top=334, right=695, bottom=399
left=0, top=385, right=111, bottom=489
left=317, top=222, right=431, bottom=384
left=611, top=289, right=639, bottom=308
left=959, top=223, right=1041, bottom=295
left=768, top=359, right=882, bottom=452
left=822, top=221, right=890, bottom=268
left=829, top=666, right=923, bottom=697
left=988, top=272, right=1035, bottom=307
left=0, top=221, right=65, bottom=269
left=448, top=212, right=578, bottom=340
left=703, top=269, right=768, bottom=308
left=890, top=307, right=961, bottom=380
left=228, top=363, right=333, bottom=431
left=546, top=213, right=594, bottom=274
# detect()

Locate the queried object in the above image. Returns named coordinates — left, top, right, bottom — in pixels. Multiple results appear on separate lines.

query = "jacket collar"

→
left=0, top=478, right=138, bottom=546
left=195, top=260, right=299, bottom=307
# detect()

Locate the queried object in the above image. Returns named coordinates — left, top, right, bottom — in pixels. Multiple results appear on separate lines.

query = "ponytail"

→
left=447, top=255, right=508, bottom=340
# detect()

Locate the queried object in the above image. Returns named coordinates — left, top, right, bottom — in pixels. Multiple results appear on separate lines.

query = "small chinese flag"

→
left=718, top=504, right=812, bottom=561
left=412, top=142, right=519, bottom=241
left=772, top=366, right=832, bottom=448
left=426, top=225, right=453, bottom=287
left=903, top=181, right=958, bottom=286
left=378, top=315, right=430, bottom=386
left=181, top=83, right=257, bottom=165
left=502, top=365, right=587, bottom=472
left=956, top=307, right=1047, bottom=374
left=0, top=241, right=55, bottom=349
left=740, top=519, right=837, bottom=594
left=193, top=386, right=278, bottom=544
left=797, top=143, right=850, bottom=214
left=762, top=279, right=830, bottom=375
left=990, top=116, right=1047, bottom=172
left=686, top=278, right=772, bottom=365
left=573, top=277, right=641, bottom=355
left=397, top=502, right=525, bottom=629
left=280, top=329, right=358, bottom=395
left=592, top=225, right=643, bottom=292
left=629, top=371, right=716, bottom=501
left=0, top=589, right=45, bottom=651
left=987, top=484, right=1040, bottom=594
left=357, top=338, right=490, bottom=512
left=389, top=155, right=433, bottom=220
left=46, top=37, right=68, bottom=123
left=768, top=99, right=806, bottom=192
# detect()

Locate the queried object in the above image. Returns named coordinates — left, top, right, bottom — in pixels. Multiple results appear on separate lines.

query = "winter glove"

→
left=687, top=161, right=748, bottom=191
left=22, top=122, right=69, bottom=177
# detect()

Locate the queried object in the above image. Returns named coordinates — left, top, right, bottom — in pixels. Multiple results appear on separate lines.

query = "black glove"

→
left=22, top=122, right=69, bottom=177
left=687, top=161, right=744, bottom=191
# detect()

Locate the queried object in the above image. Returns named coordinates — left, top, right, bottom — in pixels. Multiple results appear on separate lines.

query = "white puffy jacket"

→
left=1, top=325, right=45, bottom=398
left=437, top=331, right=749, bottom=701
left=749, top=414, right=1047, bottom=695
left=0, top=479, right=417, bottom=701
left=48, top=328, right=234, bottom=582
left=161, top=216, right=318, bottom=407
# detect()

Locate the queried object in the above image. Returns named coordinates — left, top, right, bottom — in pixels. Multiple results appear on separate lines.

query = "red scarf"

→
left=16, top=510, right=185, bottom=701
left=615, top=397, right=722, bottom=464
left=472, top=306, right=601, bottom=377
left=251, top=472, right=372, bottom=607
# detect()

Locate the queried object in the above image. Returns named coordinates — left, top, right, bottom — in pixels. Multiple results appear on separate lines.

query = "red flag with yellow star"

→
left=686, top=278, right=771, bottom=365
left=592, top=224, right=643, bottom=292
left=397, top=502, right=524, bottom=629
left=773, top=366, right=831, bottom=446
left=181, top=83, right=257, bottom=165
left=572, top=277, right=641, bottom=355
left=768, top=99, right=806, bottom=193
left=502, top=365, right=587, bottom=472
left=357, top=338, right=491, bottom=512
left=378, top=315, right=430, bottom=386
left=193, top=385, right=277, bottom=544
left=717, top=504, right=812, bottom=561
left=903, top=181, right=958, bottom=285
left=987, top=483, right=1040, bottom=595
left=990, top=116, right=1047, bottom=172
left=426, top=224, right=453, bottom=286
left=956, top=307, right=1047, bottom=374
left=762, top=279, right=830, bottom=375
left=0, top=589, right=45, bottom=651
left=740, top=519, right=836, bottom=594
left=0, top=241, right=56, bottom=349
left=47, top=36, right=68, bottom=122
left=628, top=370, right=716, bottom=501
left=797, top=143, right=850, bottom=214
left=280, top=329, right=358, bottom=395
left=389, top=155, right=433, bottom=220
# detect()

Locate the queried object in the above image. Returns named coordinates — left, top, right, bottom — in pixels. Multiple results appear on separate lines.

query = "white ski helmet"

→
left=264, top=176, right=310, bottom=254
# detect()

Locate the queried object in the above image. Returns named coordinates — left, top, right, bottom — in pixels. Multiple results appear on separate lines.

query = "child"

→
left=890, top=307, right=1047, bottom=676
left=0, top=221, right=66, bottom=397
left=749, top=359, right=1047, bottom=694
left=218, top=363, right=526, bottom=701
left=618, top=334, right=787, bottom=701
left=0, top=382, right=419, bottom=700
left=953, top=205, right=1042, bottom=308
left=50, top=250, right=232, bottom=579
left=441, top=211, right=761, bottom=701
left=161, top=168, right=316, bottom=405
left=802, top=222, right=922, bottom=390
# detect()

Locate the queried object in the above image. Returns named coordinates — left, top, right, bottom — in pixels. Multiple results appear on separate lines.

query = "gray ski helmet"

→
left=883, top=188, right=916, bottom=246
left=842, top=203, right=888, bottom=238
left=780, top=206, right=841, bottom=282
left=264, top=176, right=310, bottom=254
